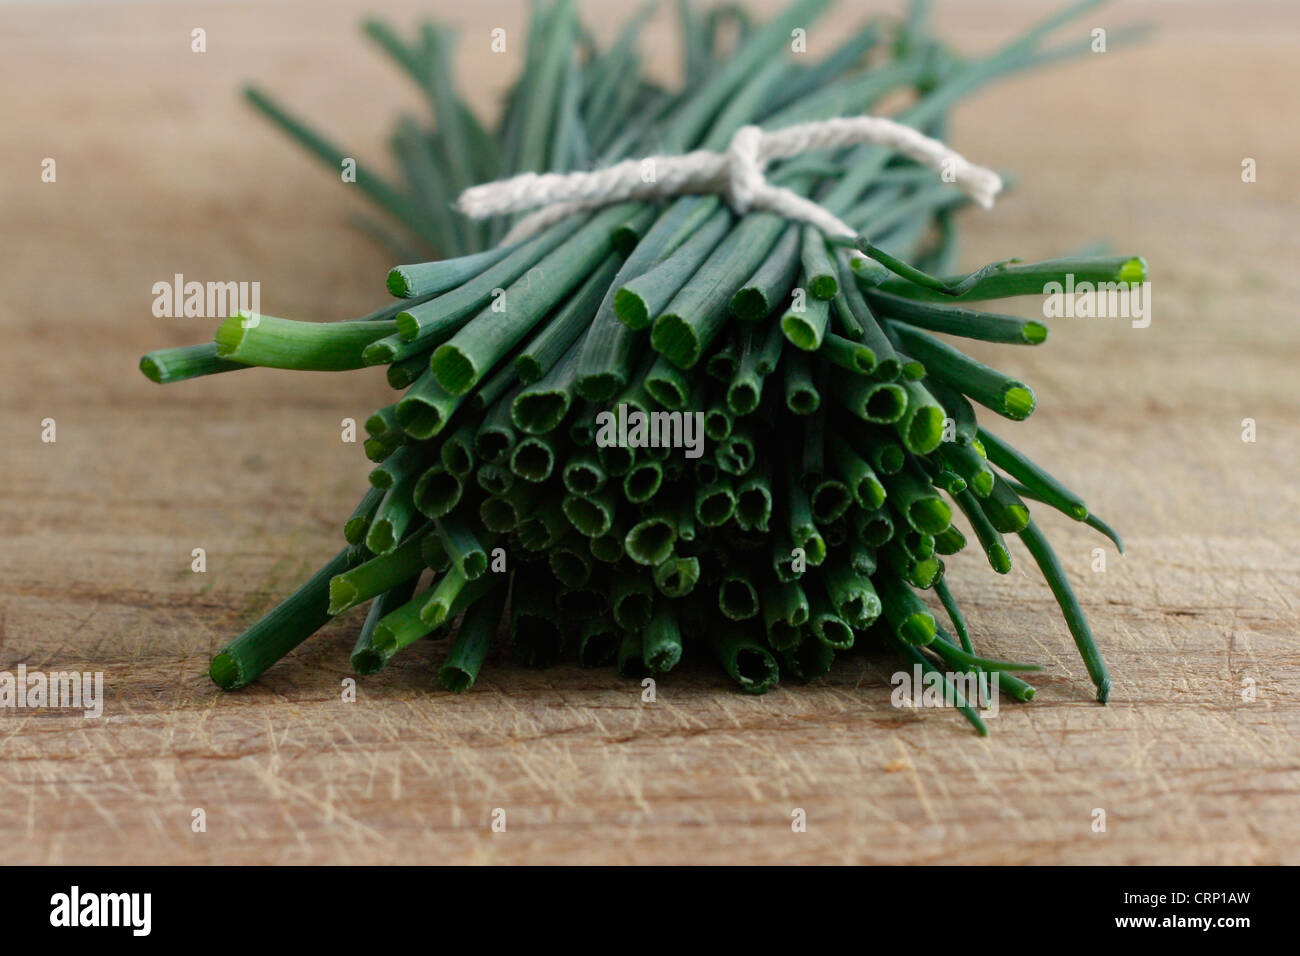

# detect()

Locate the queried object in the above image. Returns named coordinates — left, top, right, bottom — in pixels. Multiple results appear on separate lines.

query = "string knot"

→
left=456, top=113, right=1003, bottom=246
left=723, top=125, right=767, bottom=214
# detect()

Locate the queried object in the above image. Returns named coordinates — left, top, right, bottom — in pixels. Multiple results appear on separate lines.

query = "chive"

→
left=479, top=483, right=539, bottom=533
left=439, top=590, right=506, bottom=692
left=612, top=569, right=655, bottom=630
left=413, top=464, right=463, bottom=519
left=577, top=198, right=720, bottom=400
left=653, top=556, right=700, bottom=599
left=432, top=205, right=644, bottom=396
left=717, top=430, right=755, bottom=477
left=589, top=521, right=626, bottom=564
left=366, top=404, right=399, bottom=437
left=329, top=525, right=430, bottom=613
left=344, top=485, right=384, bottom=545
left=933, top=577, right=974, bottom=653
left=1006, top=479, right=1125, bottom=553
left=514, top=253, right=622, bottom=383
left=787, top=460, right=826, bottom=566
left=644, top=354, right=693, bottom=410
left=705, top=338, right=740, bottom=382
left=762, top=580, right=810, bottom=652
left=696, top=479, right=737, bottom=528
left=652, top=212, right=789, bottom=368
left=830, top=371, right=906, bottom=423
left=517, top=499, right=570, bottom=552
left=642, top=601, right=684, bottom=673
left=810, top=479, right=852, bottom=525
left=710, top=627, right=779, bottom=694
left=624, top=505, right=678, bottom=566
left=368, top=586, right=442, bottom=660
left=981, top=475, right=1031, bottom=534
left=388, top=245, right=517, bottom=299
left=439, top=422, right=477, bottom=477
left=828, top=435, right=885, bottom=510
left=837, top=257, right=900, bottom=381
left=562, top=489, right=616, bottom=537
left=140, top=343, right=248, bottom=384
left=568, top=401, right=599, bottom=445
left=704, top=397, right=733, bottom=441
left=933, top=524, right=967, bottom=555
left=210, top=546, right=364, bottom=689
left=779, top=632, right=834, bottom=680
left=870, top=291, right=1048, bottom=345
left=853, top=506, right=894, bottom=548
left=562, top=451, right=606, bottom=495
left=727, top=321, right=784, bottom=414
left=849, top=541, right=877, bottom=577
left=822, top=332, right=876, bottom=375
left=1019, top=518, right=1112, bottom=702
left=735, top=466, right=773, bottom=532
left=623, top=459, right=664, bottom=503
left=925, top=380, right=979, bottom=444
left=871, top=254, right=1146, bottom=304
left=549, top=537, right=593, bottom=589
left=475, top=463, right=514, bottom=496
left=782, top=292, right=832, bottom=352
left=800, top=226, right=840, bottom=299
left=387, top=352, right=431, bottom=389
left=808, top=586, right=855, bottom=650
left=730, top=224, right=801, bottom=321
left=364, top=427, right=406, bottom=463
left=572, top=615, right=618, bottom=668
left=396, top=368, right=464, bottom=439
left=821, top=558, right=881, bottom=628
left=888, top=637, right=987, bottom=736
left=474, top=386, right=521, bottom=463
left=952, top=487, right=1013, bottom=574
left=940, top=440, right=995, bottom=497
left=367, top=464, right=422, bottom=553
left=351, top=574, right=421, bottom=675
left=875, top=574, right=936, bottom=645
left=718, top=570, right=760, bottom=621
left=890, top=324, right=1036, bottom=420
left=435, top=514, right=488, bottom=580
left=510, top=342, right=582, bottom=436
left=214, top=315, right=398, bottom=371
left=509, top=433, right=558, bottom=483
left=783, top=350, right=821, bottom=414
left=616, top=630, right=649, bottom=679
left=375, top=218, right=587, bottom=363
left=597, top=441, right=635, bottom=477
left=892, top=380, right=944, bottom=455
left=979, top=427, right=1087, bottom=520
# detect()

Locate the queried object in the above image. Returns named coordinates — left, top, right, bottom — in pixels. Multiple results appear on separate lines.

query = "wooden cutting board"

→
left=2, top=0, right=1297, bottom=864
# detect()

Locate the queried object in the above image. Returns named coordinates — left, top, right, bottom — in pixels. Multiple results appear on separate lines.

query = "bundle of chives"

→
left=142, top=0, right=1143, bottom=734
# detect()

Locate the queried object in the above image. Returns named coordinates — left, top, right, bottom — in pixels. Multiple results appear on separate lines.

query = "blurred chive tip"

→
left=136, top=0, right=1143, bottom=734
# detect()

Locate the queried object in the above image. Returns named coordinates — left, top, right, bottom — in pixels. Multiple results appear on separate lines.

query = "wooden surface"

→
left=2, top=0, right=1298, bottom=865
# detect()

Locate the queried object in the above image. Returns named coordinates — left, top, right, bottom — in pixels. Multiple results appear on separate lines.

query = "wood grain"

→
left=1, top=0, right=1298, bottom=865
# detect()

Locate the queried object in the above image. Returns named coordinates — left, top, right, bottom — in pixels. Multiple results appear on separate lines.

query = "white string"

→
left=456, top=115, right=1003, bottom=246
